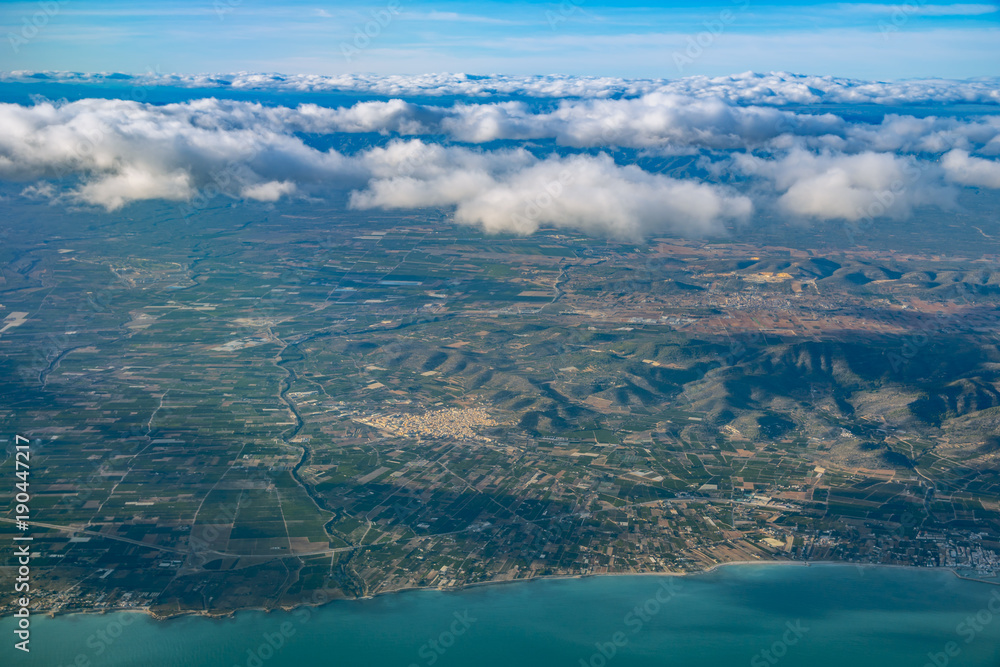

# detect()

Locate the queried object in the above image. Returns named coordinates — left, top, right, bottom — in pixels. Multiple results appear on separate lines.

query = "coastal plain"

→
left=1, top=196, right=999, bottom=617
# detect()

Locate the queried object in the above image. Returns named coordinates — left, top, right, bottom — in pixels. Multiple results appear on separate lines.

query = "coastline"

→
left=17, top=558, right=999, bottom=622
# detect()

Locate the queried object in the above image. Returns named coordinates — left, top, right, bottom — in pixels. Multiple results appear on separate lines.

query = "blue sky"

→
left=1, top=0, right=998, bottom=79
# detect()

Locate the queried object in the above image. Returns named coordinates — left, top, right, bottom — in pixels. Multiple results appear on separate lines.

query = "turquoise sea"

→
left=3, top=564, right=1000, bottom=667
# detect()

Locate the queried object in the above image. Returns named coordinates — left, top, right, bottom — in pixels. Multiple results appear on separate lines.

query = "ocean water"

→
left=3, top=564, right=999, bottom=667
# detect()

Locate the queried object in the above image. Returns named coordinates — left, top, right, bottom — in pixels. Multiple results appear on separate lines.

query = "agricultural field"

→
left=2, top=195, right=1000, bottom=615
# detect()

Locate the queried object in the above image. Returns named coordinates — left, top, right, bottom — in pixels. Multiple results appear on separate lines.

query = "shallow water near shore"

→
left=4, top=564, right=1000, bottom=666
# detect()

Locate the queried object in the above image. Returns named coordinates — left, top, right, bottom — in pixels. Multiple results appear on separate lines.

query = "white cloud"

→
left=5, top=70, right=999, bottom=105
left=11, top=93, right=995, bottom=160
left=915, top=2, right=999, bottom=14
left=351, top=149, right=752, bottom=238
left=942, top=149, right=1000, bottom=188
left=241, top=180, right=297, bottom=201
left=0, top=87, right=997, bottom=236
left=838, top=114, right=1000, bottom=155
left=400, top=10, right=519, bottom=24
left=732, top=149, right=956, bottom=221
left=437, top=95, right=845, bottom=150
left=838, top=3, right=999, bottom=15
left=0, top=100, right=750, bottom=237
left=75, top=166, right=194, bottom=211
left=0, top=98, right=363, bottom=210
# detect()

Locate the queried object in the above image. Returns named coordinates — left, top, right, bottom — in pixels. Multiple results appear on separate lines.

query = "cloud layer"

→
left=8, top=93, right=998, bottom=158
left=729, top=149, right=956, bottom=222
left=1, top=75, right=999, bottom=238
left=351, top=146, right=751, bottom=237
left=0, top=98, right=752, bottom=237
left=5, top=70, right=1000, bottom=105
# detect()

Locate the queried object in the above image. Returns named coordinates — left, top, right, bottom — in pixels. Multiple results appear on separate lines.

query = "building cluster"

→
left=354, top=407, right=498, bottom=441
